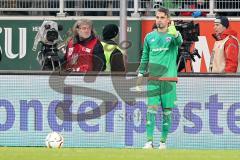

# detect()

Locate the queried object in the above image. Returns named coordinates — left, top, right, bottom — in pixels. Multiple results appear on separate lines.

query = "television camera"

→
left=32, top=21, right=64, bottom=71
left=175, top=21, right=201, bottom=72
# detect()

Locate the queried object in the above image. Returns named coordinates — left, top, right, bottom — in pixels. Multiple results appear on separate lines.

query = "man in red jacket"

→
left=209, top=16, right=240, bottom=73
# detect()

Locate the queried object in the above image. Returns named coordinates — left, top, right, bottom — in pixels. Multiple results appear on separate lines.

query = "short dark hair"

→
left=215, top=16, right=229, bottom=28
left=156, top=7, right=170, bottom=17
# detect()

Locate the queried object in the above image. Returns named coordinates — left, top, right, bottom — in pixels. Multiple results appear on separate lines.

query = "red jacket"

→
left=65, top=38, right=97, bottom=72
left=218, top=29, right=239, bottom=72
left=65, top=35, right=106, bottom=72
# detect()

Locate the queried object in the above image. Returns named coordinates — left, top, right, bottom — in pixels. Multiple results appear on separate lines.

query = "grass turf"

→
left=0, top=147, right=239, bottom=160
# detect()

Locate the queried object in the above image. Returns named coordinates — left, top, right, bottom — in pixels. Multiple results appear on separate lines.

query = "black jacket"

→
left=102, top=39, right=125, bottom=72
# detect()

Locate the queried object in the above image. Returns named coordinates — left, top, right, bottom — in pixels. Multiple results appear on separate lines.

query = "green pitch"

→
left=0, top=147, right=239, bottom=160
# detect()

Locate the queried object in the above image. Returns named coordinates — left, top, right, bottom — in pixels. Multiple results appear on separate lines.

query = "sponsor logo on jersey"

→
left=152, top=48, right=169, bottom=52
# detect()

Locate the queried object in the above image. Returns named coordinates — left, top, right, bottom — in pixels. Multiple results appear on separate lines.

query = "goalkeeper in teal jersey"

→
left=138, top=7, right=183, bottom=149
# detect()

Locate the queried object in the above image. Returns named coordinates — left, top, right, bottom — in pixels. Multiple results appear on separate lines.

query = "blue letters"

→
left=1, top=92, right=240, bottom=146
left=125, top=101, right=146, bottom=146
left=20, top=100, right=43, bottom=131
left=227, top=103, right=240, bottom=134
left=206, top=94, right=223, bottom=134
left=170, top=107, right=180, bottom=133
left=78, top=101, right=100, bottom=132
left=105, top=101, right=122, bottom=132
left=0, top=99, right=15, bottom=131
left=48, top=88, right=73, bottom=132
left=184, top=102, right=202, bottom=134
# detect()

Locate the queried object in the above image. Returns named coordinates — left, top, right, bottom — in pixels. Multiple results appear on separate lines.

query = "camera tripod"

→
left=177, top=49, right=200, bottom=72
left=41, top=54, right=61, bottom=71
left=39, top=43, right=62, bottom=71
left=177, top=52, right=194, bottom=72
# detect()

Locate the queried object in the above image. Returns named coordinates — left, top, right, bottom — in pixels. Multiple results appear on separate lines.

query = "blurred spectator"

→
left=209, top=16, right=240, bottom=73
left=64, top=19, right=106, bottom=72
left=179, top=0, right=208, bottom=17
left=101, top=24, right=125, bottom=72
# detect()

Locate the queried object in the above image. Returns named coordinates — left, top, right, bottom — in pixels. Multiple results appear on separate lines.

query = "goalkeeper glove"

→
left=167, top=21, right=179, bottom=37
left=136, top=73, right=143, bottom=91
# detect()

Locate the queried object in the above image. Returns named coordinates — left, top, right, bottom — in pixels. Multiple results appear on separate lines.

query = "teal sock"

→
left=146, top=110, right=156, bottom=142
left=160, top=109, right=172, bottom=143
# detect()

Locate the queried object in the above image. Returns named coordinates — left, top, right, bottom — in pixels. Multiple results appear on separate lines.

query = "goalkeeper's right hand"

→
left=136, top=73, right=144, bottom=91
left=167, top=21, right=179, bottom=37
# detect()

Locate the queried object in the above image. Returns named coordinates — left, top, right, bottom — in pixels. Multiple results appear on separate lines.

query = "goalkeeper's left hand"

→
left=167, top=21, right=179, bottom=37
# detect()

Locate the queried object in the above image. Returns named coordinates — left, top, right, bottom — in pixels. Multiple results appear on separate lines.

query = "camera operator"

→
left=64, top=19, right=106, bottom=72
left=209, top=16, right=240, bottom=73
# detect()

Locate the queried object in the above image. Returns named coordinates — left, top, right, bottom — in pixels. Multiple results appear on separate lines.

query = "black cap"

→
left=215, top=16, right=229, bottom=28
left=102, top=24, right=119, bottom=40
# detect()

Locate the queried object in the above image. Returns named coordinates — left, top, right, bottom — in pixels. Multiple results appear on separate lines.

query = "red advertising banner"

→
left=141, top=20, right=240, bottom=72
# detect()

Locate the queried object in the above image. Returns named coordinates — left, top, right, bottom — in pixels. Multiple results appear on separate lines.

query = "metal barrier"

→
left=0, top=0, right=58, bottom=11
left=0, top=0, right=239, bottom=16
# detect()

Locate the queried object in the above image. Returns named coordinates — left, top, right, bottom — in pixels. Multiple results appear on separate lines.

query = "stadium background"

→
left=1, top=17, right=240, bottom=72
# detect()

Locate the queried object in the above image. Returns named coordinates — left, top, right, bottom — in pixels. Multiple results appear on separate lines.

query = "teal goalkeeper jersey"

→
left=139, top=30, right=183, bottom=77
